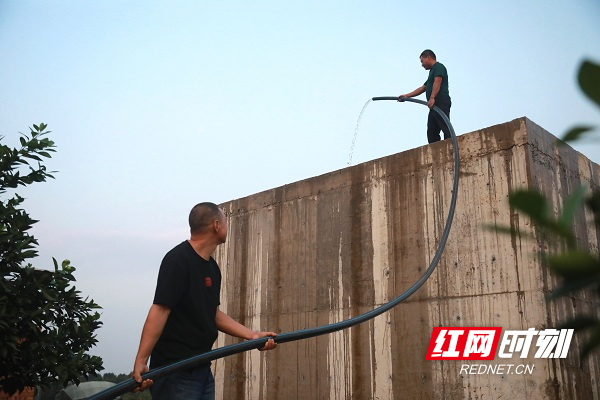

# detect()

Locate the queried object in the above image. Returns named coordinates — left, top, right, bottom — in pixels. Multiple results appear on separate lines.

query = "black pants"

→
left=427, top=96, right=452, bottom=144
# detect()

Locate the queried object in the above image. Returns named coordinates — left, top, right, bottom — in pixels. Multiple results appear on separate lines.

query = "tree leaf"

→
left=547, top=276, right=599, bottom=299
left=559, top=186, right=587, bottom=226
left=578, top=59, right=600, bottom=110
left=546, top=250, right=600, bottom=278
left=561, top=125, right=595, bottom=143
left=587, top=191, right=600, bottom=221
left=580, top=323, right=600, bottom=360
left=509, top=189, right=549, bottom=224
left=555, top=316, right=599, bottom=331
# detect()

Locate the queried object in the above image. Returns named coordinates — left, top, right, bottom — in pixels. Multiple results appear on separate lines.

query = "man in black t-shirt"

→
left=398, top=49, right=452, bottom=144
left=132, top=202, right=277, bottom=399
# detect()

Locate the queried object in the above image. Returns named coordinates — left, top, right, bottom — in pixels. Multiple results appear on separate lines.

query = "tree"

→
left=504, top=59, right=600, bottom=357
left=0, top=124, right=103, bottom=395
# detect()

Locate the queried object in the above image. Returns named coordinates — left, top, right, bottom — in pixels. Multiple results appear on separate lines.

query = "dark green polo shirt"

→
left=424, top=62, right=450, bottom=100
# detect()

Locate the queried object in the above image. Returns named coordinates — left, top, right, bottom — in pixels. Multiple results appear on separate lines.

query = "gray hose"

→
left=89, top=96, right=459, bottom=400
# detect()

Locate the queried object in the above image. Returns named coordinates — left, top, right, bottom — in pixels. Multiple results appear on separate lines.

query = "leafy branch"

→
left=504, top=59, right=600, bottom=359
left=0, top=124, right=103, bottom=395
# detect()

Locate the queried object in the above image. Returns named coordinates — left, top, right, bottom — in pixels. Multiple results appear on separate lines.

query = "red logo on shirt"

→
left=204, top=277, right=212, bottom=287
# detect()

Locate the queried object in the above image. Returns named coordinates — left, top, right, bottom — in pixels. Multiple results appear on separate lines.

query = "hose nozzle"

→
left=372, top=96, right=399, bottom=101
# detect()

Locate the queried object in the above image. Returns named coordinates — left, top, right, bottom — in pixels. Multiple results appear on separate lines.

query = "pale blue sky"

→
left=1, top=1, right=599, bottom=374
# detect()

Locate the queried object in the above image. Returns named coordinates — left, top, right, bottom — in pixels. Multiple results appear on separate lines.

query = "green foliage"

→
left=506, top=59, right=600, bottom=359
left=579, top=60, right=600, bottom=110
left=508, top=186, right=588, bottom=248
left=562, top=125, right=594, bottom=142
left=510, top=188, right=600, bottom=359
left=0, top=124, right=103, bottom=395
left=562, top=60, right=600, bottom=143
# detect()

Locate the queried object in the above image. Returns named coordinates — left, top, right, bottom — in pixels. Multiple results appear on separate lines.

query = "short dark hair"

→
left=189, top=202, right=222, bottom=234
left=420, top=49, right=436, bottom=60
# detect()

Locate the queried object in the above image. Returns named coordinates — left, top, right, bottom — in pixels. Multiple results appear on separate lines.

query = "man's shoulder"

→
left=167, top=240, right=191, bottom=253
left=162, top=241, right=193, bottom=262
left=433, top=62, right=447, bottom=73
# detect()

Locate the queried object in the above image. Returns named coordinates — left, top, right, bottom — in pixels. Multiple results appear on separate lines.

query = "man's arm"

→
left=428, top=76, right=443, bottom=108
left=399, top=85, right=426, bottom=101
left=216, top=308, right=277, bottom=350
left=132, top=304, right=171, bottom=388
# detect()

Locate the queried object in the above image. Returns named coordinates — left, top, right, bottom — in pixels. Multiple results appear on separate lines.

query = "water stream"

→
left=347, top=99, right=372, bottom=165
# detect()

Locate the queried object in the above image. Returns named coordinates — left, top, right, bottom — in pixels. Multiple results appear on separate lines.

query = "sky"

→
left=1, top=1, right=599, bottom=375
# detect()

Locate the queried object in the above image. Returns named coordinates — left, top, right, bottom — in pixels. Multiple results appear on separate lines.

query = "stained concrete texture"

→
left=213, top=117, right=600, bottom=400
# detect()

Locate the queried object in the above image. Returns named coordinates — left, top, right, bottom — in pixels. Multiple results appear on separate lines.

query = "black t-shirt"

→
left=150, top=241, right=222, bottom=369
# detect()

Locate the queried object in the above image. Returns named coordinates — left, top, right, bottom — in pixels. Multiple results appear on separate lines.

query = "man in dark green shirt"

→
left=398, top=49, right=451, bottom=144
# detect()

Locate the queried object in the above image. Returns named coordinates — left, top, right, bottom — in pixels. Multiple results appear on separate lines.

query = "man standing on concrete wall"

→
left=132, top=202, right=277, bottom=399
left=398, top=49, right=451, bottom=144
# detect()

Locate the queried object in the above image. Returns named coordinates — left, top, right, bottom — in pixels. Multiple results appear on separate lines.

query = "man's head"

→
left=189, top=202, right=228, bottom=243
left=419, top=49, right=437, bottom=70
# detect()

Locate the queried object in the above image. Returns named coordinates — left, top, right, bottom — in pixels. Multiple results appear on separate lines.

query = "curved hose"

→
left=89, top=96, right=459, bottom=400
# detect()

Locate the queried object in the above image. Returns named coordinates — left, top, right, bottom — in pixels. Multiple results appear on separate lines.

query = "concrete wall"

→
left=213, top=117, right=600, bottom=399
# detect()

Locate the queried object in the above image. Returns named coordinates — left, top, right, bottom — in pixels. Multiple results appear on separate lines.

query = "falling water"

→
left=347, top=99, right=372, bottom=165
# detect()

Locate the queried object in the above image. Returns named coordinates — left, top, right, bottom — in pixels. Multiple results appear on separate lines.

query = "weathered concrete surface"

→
left=213, top=117, right=600, bottom=399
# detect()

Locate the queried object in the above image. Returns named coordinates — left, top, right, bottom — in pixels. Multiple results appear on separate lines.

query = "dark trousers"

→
left=150, top=365, right=215, bottom=400
left=427, top=96, right=452, bottom=144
